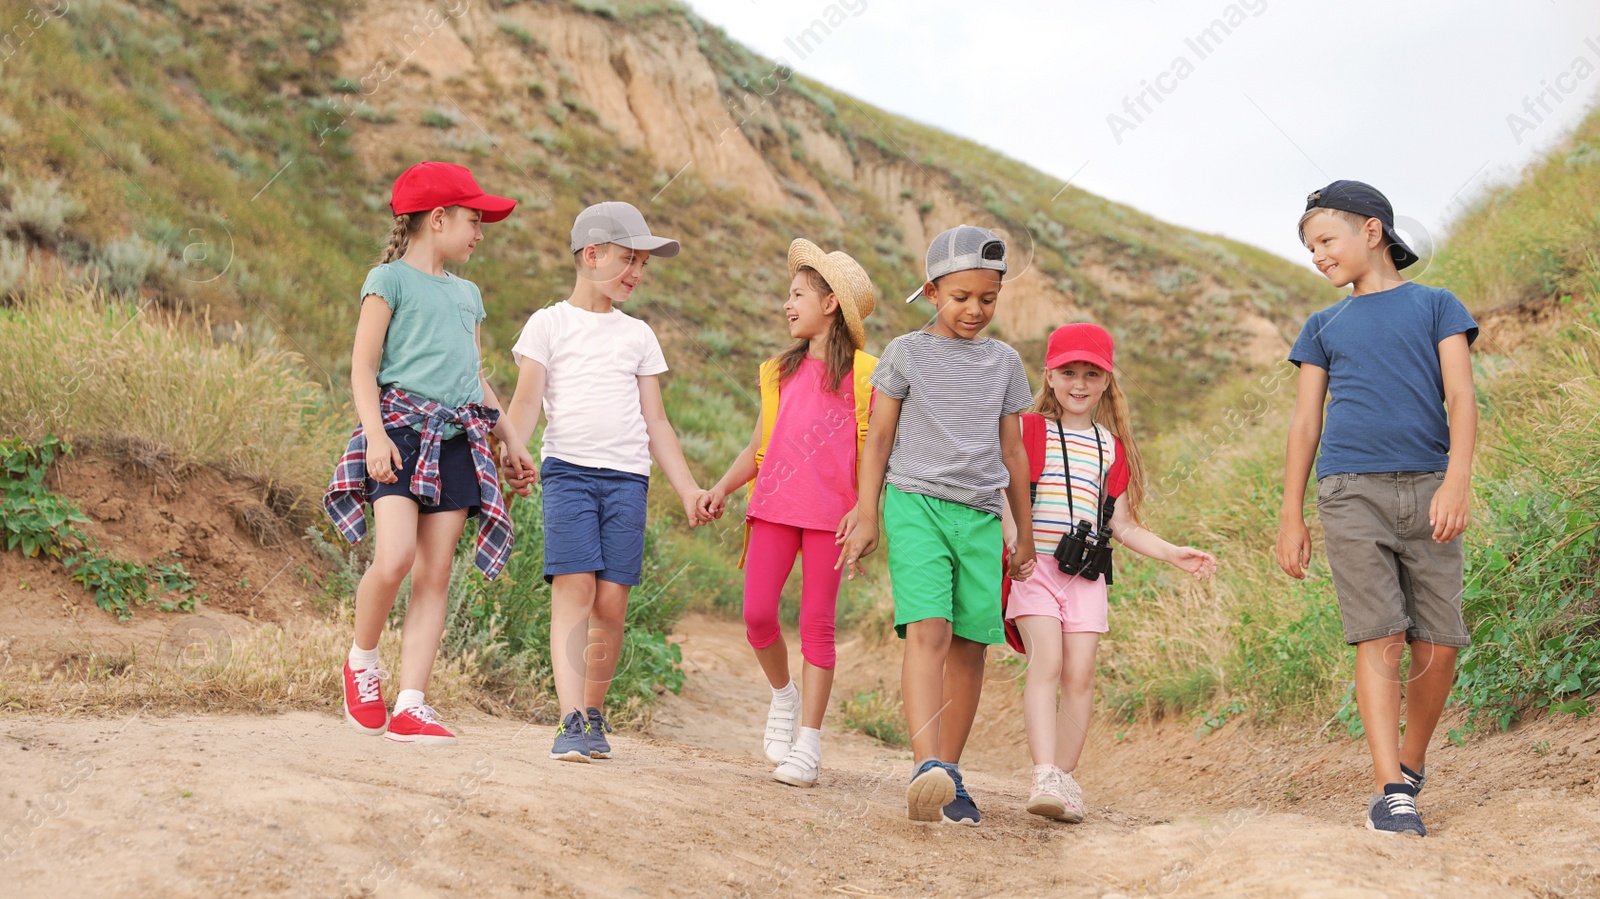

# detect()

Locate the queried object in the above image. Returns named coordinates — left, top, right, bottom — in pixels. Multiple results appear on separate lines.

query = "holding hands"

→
left=834, top=509, right=876, bottom=581
left=682, top=488, right=718, bottom=528
left=694, top=487, right=729, bottom=524
left=498, top=442, right=539, bottom=498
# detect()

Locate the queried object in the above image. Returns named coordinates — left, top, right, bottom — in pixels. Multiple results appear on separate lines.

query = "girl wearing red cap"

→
left=324, top=162, right=534, bottom=746
left=1007, top=323, right=1215, bottom=822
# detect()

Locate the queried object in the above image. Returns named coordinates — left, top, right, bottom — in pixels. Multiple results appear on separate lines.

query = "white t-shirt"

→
left=511, top=301, right=668, bottom=476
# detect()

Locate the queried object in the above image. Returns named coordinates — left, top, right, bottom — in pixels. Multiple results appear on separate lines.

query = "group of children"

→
left=325, top=162, right=1476, bottom=838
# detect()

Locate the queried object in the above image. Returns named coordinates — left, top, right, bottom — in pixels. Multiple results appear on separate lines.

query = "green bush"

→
left=1, top=436, right=198, bottom=620
left=839, top=685, right=906, bottom=747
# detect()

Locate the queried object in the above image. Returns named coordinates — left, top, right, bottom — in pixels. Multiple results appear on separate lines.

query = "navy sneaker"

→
left=550, top=710, right=591, bottom=763
left=1400, top=762, right=1426, bottom=796
left=906, top=759, right=956, bottom=822
left=942, top=765, right=980, bottom=826
left=586, top=707, right=613, bottom=759
left=1366, top=784, right=1426, bottom=837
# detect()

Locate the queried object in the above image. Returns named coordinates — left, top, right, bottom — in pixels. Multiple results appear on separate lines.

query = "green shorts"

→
left=884, top=484, right=1005, bottom=645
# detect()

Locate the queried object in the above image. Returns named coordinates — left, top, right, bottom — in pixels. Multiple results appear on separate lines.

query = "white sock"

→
left=394, top=689, right=424, bottom=713
left=349, top=643, right=379, bottom=671
left=772, top=680, right=799, bottom=705
left=795, top=726, right=822, bottom=758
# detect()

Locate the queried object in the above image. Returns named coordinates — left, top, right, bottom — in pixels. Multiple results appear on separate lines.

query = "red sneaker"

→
left=385, top=705, right=458, bottom=746
left=342, top=662, right=390, bottom=734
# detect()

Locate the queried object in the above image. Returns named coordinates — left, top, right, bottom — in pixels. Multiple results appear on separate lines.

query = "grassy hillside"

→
left=1108, top=106, right=1600, bottom=736
left=0, top=0, right=1332, bottom=606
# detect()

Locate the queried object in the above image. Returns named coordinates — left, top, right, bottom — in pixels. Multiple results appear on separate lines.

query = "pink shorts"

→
left=1004, top=558, right=1108, bottom=633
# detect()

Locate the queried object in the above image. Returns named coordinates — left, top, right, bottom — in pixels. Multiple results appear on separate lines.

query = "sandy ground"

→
left=2, top=614, right=1598, bottom=898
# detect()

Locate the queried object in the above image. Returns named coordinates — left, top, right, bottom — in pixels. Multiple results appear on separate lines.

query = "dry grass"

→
left=0, top=614, right=504, bottom=719
left=0, top=282, right=350, bottom=507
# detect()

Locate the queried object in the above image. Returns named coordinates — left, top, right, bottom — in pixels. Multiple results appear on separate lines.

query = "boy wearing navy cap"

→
left=1276, top=181, right=1478, bottom=837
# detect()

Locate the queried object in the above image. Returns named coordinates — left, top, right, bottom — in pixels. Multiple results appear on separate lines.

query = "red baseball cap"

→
left=1046, top=322, right=1115, bottom=371
left=390, top=161, right=517, bottom=223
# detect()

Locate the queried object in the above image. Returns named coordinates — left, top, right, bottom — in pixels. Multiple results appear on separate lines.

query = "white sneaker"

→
left=763, top=694, right=800, bottom=763
left=773, top=741, right=820, bottom=788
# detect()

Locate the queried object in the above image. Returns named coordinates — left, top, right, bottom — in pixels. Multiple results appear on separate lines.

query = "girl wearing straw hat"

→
left=702, top=238, right=878, bottom=787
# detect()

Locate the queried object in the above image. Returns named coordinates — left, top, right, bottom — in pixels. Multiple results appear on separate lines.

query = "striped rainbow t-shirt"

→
left=1032, top=422, right=1117, bottom=557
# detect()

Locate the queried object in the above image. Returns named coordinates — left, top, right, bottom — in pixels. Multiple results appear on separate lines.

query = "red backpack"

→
left=1000, top=413, right=1130, bottom=654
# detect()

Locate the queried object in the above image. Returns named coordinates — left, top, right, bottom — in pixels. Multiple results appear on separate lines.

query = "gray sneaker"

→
left=586, top=707, right=613, bottom=759
left=1366, top=785, right=1426, bottom=837
left=550, top=710, right=591, bottom=763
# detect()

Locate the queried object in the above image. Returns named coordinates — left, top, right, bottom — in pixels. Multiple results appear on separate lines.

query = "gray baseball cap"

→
left=905, top=224, right=1007, bottom=303
left=569, top=201, right=680, bottom=257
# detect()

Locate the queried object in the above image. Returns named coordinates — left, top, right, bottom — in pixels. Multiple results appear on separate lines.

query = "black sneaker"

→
left=1400, top=762, right=1426, bottom=796
left=586, top=707, right=613, bottom=759
left=1366, top=784, right=1426, bottom=837
left=942, top=764, right=980, bottom=826
left=550, top=710, right=591, bottom=763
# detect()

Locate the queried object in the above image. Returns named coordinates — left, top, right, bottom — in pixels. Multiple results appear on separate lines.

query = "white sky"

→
left=686, top=0, right=1600, bottom=267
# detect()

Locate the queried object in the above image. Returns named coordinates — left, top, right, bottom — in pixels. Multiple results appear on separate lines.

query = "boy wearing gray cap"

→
left=503, top=201, right=711, bottom=763
left=837, top=225, right=1036, bottom=824
left=1277, top=181, right=1478, bottom=837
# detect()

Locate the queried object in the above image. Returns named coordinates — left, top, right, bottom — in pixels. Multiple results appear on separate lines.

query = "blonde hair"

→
left=1033, top=367, right=1147, bottom=525
left=1297, top=207, right=1371, bottom=245
left=775, top=265, right=854, bottom=393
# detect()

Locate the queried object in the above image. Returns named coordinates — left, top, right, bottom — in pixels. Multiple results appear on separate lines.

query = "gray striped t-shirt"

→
left=872, top=331, right=1034, bottom=516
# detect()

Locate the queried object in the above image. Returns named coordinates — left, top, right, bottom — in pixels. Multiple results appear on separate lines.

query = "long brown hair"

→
left=1033, top=367, right=1147, bottom=525
left=775, top=265, right=855, bottom=393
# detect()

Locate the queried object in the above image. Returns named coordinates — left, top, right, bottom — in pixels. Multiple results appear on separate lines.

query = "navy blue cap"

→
left=1303, top=180, right=1419, bottom=270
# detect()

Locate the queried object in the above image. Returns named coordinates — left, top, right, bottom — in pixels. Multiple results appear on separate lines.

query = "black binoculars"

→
left=1053, top=496, right=1116, bottom=584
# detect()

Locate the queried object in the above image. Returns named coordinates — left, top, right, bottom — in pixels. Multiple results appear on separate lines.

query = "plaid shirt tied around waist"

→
left=323, top=386, right=513, bottom=579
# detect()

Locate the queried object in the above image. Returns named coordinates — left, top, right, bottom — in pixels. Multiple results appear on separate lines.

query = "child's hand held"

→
left=835, top=515, right=877, bottom=580
left=1008, top=544, right=1036, bottom=581
left=835, top=508, right=859, bottom=544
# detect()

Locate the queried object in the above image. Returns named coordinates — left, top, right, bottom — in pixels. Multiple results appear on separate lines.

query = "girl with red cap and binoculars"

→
left=1005, top=322, right=1216, bottom=822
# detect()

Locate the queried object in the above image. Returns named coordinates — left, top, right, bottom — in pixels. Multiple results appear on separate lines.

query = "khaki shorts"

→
left=1316, top=471, right=1470, bottom=647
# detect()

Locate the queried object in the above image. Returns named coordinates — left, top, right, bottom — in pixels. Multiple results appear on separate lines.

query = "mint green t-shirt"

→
left=360, top=260, right=485, bottom=438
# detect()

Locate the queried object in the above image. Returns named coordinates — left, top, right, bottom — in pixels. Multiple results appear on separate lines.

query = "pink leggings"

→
left=743, top=518, right=842, bottom=669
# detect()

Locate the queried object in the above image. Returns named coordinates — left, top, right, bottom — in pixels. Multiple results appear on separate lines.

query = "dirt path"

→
left=2, top=615, right=1597, bottom=897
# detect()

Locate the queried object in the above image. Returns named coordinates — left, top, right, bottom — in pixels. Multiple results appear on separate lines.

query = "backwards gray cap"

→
left=570, top=201, right=681, bottom=257
left=905, top=224, right=1007, bottom=303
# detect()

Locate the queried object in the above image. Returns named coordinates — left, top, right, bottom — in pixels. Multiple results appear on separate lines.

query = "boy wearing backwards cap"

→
left=837, top=224, right=1036, bottom=824
left=503, top=202, right=711, bottom=763
left=1277, top=181, right=1478, bottom=837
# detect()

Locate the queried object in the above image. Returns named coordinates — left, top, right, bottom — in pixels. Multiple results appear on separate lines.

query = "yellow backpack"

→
left=738, top=350, right=877, bottom=567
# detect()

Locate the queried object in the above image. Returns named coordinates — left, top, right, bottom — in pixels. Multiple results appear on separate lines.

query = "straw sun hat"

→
left=786, top=238, right=877, bottom=350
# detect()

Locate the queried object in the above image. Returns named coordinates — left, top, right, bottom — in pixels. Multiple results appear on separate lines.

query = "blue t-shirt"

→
left=1288, top=281, right=1478, bottom=479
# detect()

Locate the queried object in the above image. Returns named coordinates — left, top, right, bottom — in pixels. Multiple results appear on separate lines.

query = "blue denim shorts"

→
left=541, top=457, right=650, bottom=586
